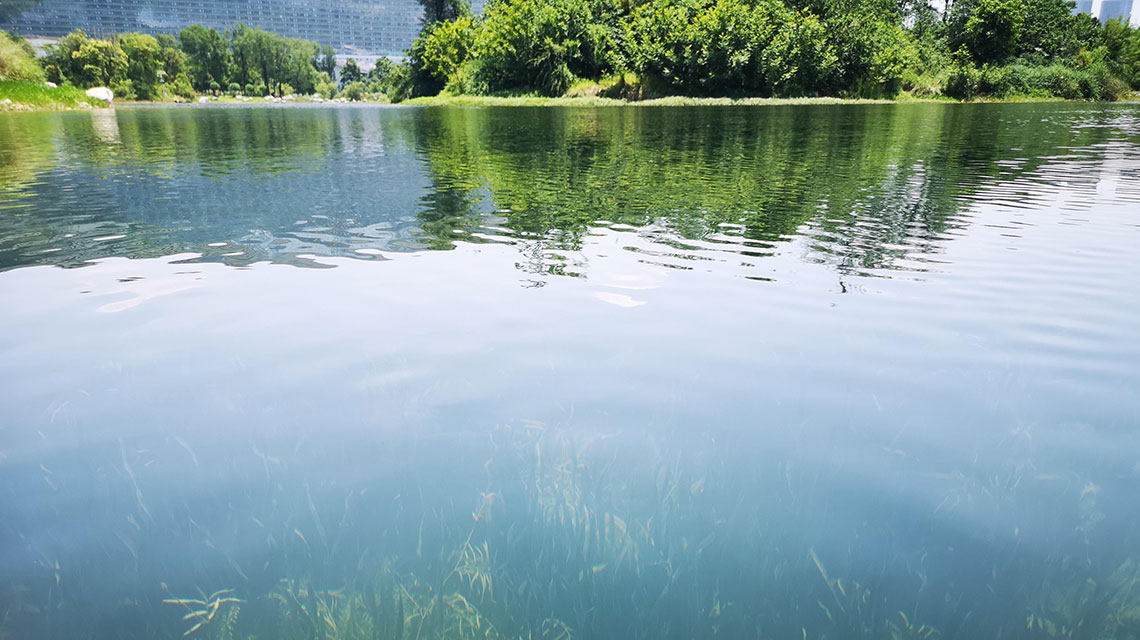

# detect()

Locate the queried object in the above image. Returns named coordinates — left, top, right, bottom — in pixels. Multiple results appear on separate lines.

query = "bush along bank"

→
left=397, top=0, right=1140, bottom=102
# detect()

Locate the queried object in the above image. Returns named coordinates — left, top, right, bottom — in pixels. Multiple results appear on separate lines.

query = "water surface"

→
left=1, top=103, right=1139, bottom=639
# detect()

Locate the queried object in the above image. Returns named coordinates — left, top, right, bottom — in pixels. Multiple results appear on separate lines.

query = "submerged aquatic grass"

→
left=4, top=423, right=1138, bottom=639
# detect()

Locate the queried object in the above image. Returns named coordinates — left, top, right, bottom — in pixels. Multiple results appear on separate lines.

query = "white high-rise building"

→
left=0, top=0, right=436, bottom=56
left=1087, top=0, right=1136, bottom=22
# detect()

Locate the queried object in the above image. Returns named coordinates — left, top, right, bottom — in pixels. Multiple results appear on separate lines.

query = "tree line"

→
left=3, top=22, right=414, bottom=102
left=32, top=24, right=347, bottom=100
left=404, top=0, right=1140, bottom=100
left=5, top=0, right=1139, bottom=102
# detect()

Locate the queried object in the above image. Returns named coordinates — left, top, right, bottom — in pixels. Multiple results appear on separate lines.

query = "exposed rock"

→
left=85, top=87, right=114, bottom=105
left=198, top=96, right=210, bottom=103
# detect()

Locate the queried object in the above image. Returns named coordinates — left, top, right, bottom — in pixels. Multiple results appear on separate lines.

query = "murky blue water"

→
left=1, top=103, right=1139, bottom=639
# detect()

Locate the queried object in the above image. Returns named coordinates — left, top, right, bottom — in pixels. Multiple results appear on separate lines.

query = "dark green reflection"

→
left=410, top=103, right=1138, bottom=277
left=0, top=104, right=1136, bottom=276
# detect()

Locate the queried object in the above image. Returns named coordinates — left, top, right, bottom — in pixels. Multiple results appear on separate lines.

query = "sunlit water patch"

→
left=1, top=103, right=1139, bottom=640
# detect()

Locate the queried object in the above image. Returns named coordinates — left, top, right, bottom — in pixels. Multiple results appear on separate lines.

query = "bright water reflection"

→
left=0, top=103, right=1139, bottom=639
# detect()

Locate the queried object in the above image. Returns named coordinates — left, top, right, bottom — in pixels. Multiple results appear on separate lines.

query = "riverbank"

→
left=406, top=95, right=931, bottom=107
left=0, top=81, right=105, bottom=111
left=4, top=88, right=1137, bottom=112
left=401, top=93, right=1140, bottom=107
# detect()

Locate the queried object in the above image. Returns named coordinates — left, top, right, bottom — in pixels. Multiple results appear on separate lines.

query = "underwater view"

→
left=1, top=103, right=1139, bottom=639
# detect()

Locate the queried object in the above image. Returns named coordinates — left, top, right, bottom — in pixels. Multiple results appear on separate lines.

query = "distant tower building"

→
left=1087, top=0, right=1135, bottom=21
left=0, top=0, right=444, bottom=56
left=1097, top=0, right=1133, bottom=20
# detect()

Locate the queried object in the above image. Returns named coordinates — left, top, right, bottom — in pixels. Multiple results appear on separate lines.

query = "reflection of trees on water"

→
left=0, top=107, right=425, bottom=271
left=410, top=104, right=1140, bottom=280
left=2, top=105, right=1137, bottom=274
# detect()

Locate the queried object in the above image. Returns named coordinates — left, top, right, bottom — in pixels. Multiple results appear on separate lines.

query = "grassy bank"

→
left=400, top=93, right=1125, bottom=107
left=406, top=94, right=911, bottom=107
left=0, top=81, right=105, bottom=111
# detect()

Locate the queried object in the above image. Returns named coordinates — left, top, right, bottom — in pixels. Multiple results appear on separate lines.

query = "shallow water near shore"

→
left=1, top=103, right=1139, bottom=639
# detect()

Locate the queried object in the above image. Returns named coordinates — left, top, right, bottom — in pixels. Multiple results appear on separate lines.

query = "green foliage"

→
left=340, top=57, right=363, bottom=88
left=1102, top=18, right=1140, bottom=88
left=224, top=24, right=320, bottom=96
left=384, top=62, right=416, bottom=102
left=824, top=5, right=919, bottom=96
left=462, top=0, right=621, bottom=96
left=116, top=33, right=162, bottom=99
left=9, top=0, right=1139, bottom=104
left=0, top=30, right=44, bottom=82
left=316, top=44, right=336, bottom=77
left=419, top=0, right=472, bottom=25
left=168, top=73, right=195, bottom=98
left=387, top=0, right=1136, bottom=100
left=764, top=8, right=839, bottom=94
left=419, top=16, right=475, bottom=85
left=179, top=24, right=230, bottom=92
left=368, top=57, right=395, bottom=85
left=1016, top=0, right=1087, bottom=61
left=626, top=0, right=839, bottom=96
left=955, top=0, right=1023, bottom=64
left=157, top=39, right=187, bottom=83
left=76, top=38, right=127, bottom=87
left=341, top=80, right=366, bottom=101
left=41, top=29, right=126, bottom=88
left=946, top=60, right=1128, bottom=99
left=314, top=72, right=337, bottom=99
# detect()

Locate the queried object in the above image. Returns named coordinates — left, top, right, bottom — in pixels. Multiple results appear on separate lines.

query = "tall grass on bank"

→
left=0, top=81, right=104, bottom=110
left=0, top=30, right=102, bottom=110
left=0, top=32, right=43, bottom=83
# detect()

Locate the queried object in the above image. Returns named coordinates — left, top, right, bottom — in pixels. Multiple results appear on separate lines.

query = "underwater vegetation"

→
left=0, top=421, right=1138, bottom=640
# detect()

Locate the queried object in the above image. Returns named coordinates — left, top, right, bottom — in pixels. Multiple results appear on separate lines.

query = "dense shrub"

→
left=418, top=16, right=475, bottom=86
left=341, top=80, right=365, bottom=101
left=824, top=7, right=919, bottom=97
left=626, top=0, right=838, bottom=96
left=945, top=61, right=1129, bottom=100
left=465, top=0, right=620, bottom=96
left=944, top=62, right=981, bottom=98
left=42, top=30, right=128, bottom=88
left=313, top=72, right=336, bottom=99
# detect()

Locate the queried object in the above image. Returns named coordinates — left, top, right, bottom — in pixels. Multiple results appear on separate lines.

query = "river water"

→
left=1, top=103, right=1138, bottom=639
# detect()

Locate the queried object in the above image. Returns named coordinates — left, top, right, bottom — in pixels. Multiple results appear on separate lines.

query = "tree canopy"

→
left=400, top=0, right=1139, bottom=100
